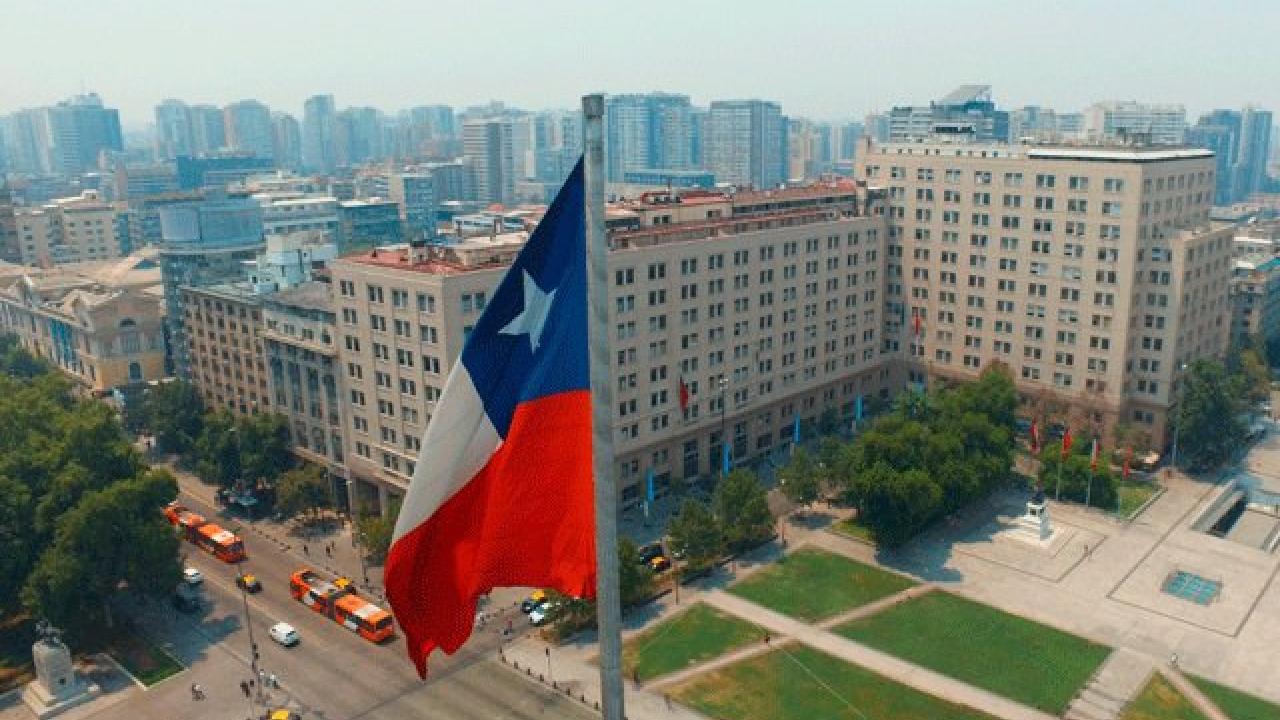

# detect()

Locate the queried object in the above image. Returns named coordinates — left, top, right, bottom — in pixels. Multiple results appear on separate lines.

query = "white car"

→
left=182, top=567, right=204, bottom=585
left=528, top=603, right=560, bottom=627
left=269, top=622, right=300, bottom=647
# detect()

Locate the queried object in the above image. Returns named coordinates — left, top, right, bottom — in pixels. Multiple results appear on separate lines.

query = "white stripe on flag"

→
left=393, top=361, right=503, bottom=543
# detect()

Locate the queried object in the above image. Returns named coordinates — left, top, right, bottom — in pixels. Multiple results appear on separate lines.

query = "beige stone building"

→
left=15, top=191, right=123, bottom=267
left=181, top=283, right=270, bottom=415
left=859, top=141, right=1233, bottom=442
left=330, top=182, right=891, bottom=512
left=0, top=250, right=166, bottom=392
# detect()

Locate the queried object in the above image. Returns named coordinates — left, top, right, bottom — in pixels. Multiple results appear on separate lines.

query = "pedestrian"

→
left=302, top=544, right=308, bottom=556
left=664, top=694, right=673, bottom=710
left=1170, top=653, right=1179, bottom=669
left=240, top=680, right=249, bottom=697
left=632, top=668, right=640, bottom=687
left=1083, top=543, right=1089, bottom=559
left=268, top=674, right=278, bottom=689
left=190, top=683, right=199, bottom=700
left=763, top=632, right=771, bottom=645
left=325, top=545, right=332, bottom=558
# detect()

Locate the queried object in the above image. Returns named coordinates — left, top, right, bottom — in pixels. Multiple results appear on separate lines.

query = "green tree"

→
left=140, top=381, right=205, bottom=455
left=23, top=470, right=180, bottom=636
left=667, top=499, right=723, bottom=572
left=1037, top=445, right=1118, bottom=508
left=617, top=537, right=655, bottom=607
left=1176, top=360, right=1248, bottom=471
left=0, top=476, right=34, bottom=613
left=712, top=469, right=775, bottom=552
left=236, top=412, right=293, bottom=486
left=356, top=499, right=401, bottom=564
left=275, top=464, right=332, bottom=520
left=1237, top=347, right=1271, bottom=405
left=847, top=463, right=942, bottom=547
left=193, top=411, right=240, bottom=486
left=778, top=447, right=822, bottom=509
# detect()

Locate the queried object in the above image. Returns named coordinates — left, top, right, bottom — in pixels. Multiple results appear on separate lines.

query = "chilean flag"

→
left=385, top=161, right=595, bottom=677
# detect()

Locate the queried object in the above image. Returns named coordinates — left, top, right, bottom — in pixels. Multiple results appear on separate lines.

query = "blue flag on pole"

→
left=855, top=395, right=864, bottom=422
left=792, top=413, right=801, bottom=444
left=645, top=466, right=655, bottom=505
left=721, top=441, right=731, bottom=476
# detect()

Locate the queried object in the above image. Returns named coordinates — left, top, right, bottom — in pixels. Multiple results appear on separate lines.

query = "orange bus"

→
left=289, top=568, right=395, bottom=642
left=163, top=502, right=247, bottom=563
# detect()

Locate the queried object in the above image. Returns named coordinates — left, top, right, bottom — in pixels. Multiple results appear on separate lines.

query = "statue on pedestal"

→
left=21, top=621, right=101, bottom=718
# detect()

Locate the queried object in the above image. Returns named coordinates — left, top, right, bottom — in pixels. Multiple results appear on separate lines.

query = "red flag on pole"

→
left=913, top=313, right=922, bottom=337
left=1090, top=439, right=1100, bottom=471
left=1061, top=427, right=1073, bottom=460
left=1029, top=420, right=1041, bottom=453
left=1123, top=447, right=1133, bottom=480
left=678, top=376, right=690, bottom=413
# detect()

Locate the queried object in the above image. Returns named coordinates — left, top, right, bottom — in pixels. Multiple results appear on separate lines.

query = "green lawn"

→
left=0, top=615, right=37, bottom=693
left=1121, top=674, right=1208, bottom=720
left=622, top=603, right=762, bottom=681
left=1119, top=483, right=1160, bottom=518
left=101, top=630, right=184, bottom=686
left=728, top=548, right=915, bottom=621
left=670, top=644, right=997, bottom=720
left=832, top=518, right=877, bottom=544
left=1189, top=675, right=1280, bottom=720
left=836, top=591, right=1110, bottom=714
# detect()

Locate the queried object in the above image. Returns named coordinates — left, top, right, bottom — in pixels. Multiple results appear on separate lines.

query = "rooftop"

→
left=263, top=280, right=333, bottom=312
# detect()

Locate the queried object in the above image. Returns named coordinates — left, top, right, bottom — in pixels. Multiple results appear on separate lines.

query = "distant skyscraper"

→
left=1236, top=107, right=1273, bottom=200
left=1082, top=101, right=1186, bottom=145
left=2, top=109, right=53, bottom=174
left=462, top=118, right=515, bottom=204
left=189, top=105, right=226, bottom=155
left=0, top=185, right=18, bottom=264
left=223, top=100, right=275, bottom=159
left=302, top=94, right=337, bottom=173
left=1189, top=107, right=1274, bottom=203
left=155, top=99, right=195, bottom=160
left=706, top=99, right=787, bottom=189
left=335, top=108, right=384, bottom=167
left=1008, top=106, right=1082, bottom=142
left=1188, top=110, right=1241, bottom=204
left=45, top=93, right=124, bottom=174
left=888, top=85, right=1008, bottom=143
left=273, top=113, right=302, bottom=170
left=604, top=93, right=694, bottom=182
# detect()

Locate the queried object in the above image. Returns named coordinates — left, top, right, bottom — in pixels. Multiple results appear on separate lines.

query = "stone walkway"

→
left=1064, top=648, right=1153, bottom=720
left=1164, top=669, right=1231, bottom=720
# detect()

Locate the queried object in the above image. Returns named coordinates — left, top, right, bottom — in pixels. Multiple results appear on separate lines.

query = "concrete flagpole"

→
left=582, top=93, right=625, bottom=720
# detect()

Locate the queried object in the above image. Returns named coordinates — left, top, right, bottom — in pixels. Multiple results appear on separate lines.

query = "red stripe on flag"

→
left=385, top=390, right=596, bottom=677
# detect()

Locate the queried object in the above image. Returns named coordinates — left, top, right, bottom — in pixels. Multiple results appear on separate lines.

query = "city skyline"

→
left=3, top=1, right=1279, bottom=127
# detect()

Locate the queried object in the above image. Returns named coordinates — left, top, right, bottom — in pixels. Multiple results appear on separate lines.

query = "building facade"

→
left=1230, top=255, right=1280, bottom=349
left=859, top=141, right=1231, bottom=442
left=463, top=118, right=516, bottom=204
left=329, top=182, right=889, bottom=513
left=223, top=100, right=275, bottom=160
left=706, top=100, right=787, bottom=190
left=1082, top=102, right=1187, bottom=145
left=15, top=191, right=123, bottom=266
left=182, top=282, right=269, bottom=415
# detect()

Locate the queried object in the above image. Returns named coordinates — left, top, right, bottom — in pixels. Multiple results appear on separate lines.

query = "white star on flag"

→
left=499, top=270, right=557, bottom=352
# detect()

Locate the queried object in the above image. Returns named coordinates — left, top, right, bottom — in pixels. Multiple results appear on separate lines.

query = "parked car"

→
left=637, top=543, right=664, bottom=565
left=267, top=709, right=302, bottom=720
left=528, top=602, right=561, bottom=626
left=236, top=573, right=262, bottom=593
left=269, top=622, right=300, bottom=647
left=173, top=584, right=201, bottom=613
left=182, top=567, right=204, bottom=585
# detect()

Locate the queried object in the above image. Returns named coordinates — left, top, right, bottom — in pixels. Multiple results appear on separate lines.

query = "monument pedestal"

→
left=1010, top=491, right=1056, bottom=545
left=20, top=635, right=101, bottom=719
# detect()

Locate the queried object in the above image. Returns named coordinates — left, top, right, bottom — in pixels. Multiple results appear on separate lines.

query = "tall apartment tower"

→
left=302, top=94, right=338, bottom=173
left=272, top=113, right=302, bottom=171
left=155, top=99, right=196, bottom=160
left=706, top=100, right=788, bottom=189
left=604, top=93, right=694, bottom=182
left=223, top=100, right=275, bottom=159
left=327, top=182, right=888, bottom=513
left=45, top=93, right=124, bottom=174
left=0, top=185, right=20, bottom=264
left=1235, top=107, right=1273, bottom=201
left=1083, top=101, right=1187, bottom=145
left=189, top=104, right=227, bottom=155
left=462, top=118, right=515, bottom=204
left=859, top=141, right=1232, bottom=443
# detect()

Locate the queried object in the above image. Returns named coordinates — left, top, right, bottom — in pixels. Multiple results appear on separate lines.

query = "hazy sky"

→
left=3, top=0, right=1277, bottom=128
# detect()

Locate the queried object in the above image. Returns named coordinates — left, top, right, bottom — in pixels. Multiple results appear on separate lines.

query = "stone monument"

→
left=1012, top=488, right=1055, bottom=543
left=21, top=622, right=101, bottom=718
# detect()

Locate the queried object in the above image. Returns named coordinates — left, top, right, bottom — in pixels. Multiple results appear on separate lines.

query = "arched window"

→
left=128, top=362, right=143, bottom=382
left=118, top=318, right=137, bottom=329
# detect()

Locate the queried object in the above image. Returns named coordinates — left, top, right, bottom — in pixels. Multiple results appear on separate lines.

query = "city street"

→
left=96, top=466, right=596, bottom=720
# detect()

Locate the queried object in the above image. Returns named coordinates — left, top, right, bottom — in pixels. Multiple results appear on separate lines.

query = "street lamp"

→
left=235, top=558, right=263, bottom=714
left=1170, top=362, right=1189, bottom=472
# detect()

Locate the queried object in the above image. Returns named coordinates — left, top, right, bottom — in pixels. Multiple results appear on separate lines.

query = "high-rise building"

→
left=302, top=95, right=338, bottom=173
left=463, top=118, right=515, bottom=204
left=0, top=186, right=19, bottom=264
left=189, top=104, right=227, bottom=155
left=223, top=100, right=275, bottom=159
left=45, top=93, right=124, bottom=174
left=1235, top=107, right=1273, bottom=200
left=157, top=194, right=265, bottom=377
left=2, top=109, right=53, bottom=174
left=888, top=85, right=1009, bottom=143
left=1008, top=106, right=1083, bottom=143
left=788, top=119, right=835, bottom=180
left=1229, top=255, right=1280, bottom=349
left=329, top=181, right=888, bottom=512
left=336, top=199, right=402, bottom=253
left=706, top=99, right=787, bottom=189
left=155, top=99, right=196, bottom=160
left=1188, top=110, right=1241, bottom=205
left=389, top=173, right=437, bottom=237
left=1082, top=101, right=1186, bottom=145
left=180, top=282, right=269, bottom=415
left=272, top=113, right=302, bottom=171
left=859, top=141, right=1231, bottom=442
left=335, top=108, right=384, bottom=167
left=605, top=93, right=694, bottom=182
left=1188, top=107, right=1274, bottom=203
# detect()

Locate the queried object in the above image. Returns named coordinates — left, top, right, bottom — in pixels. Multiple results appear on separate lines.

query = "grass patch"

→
left=100, top=629, right=183, bottom=686
left=0, top=615, right=37, bottom=694
left=728, top=548, right=915, bottom=621
left=836, top=591, right=1109, bottom=714
left=1119, top=483, right=1160, bottom=518
left=1189, top=675, right=1280, bottom=720
left=622, top=603, right=761, bottom=681
left=670, top=644, right=998, bottom=720
left=832, top=518, right=876, bottom=544
left=1121, top=674, right=1208, bottom=720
